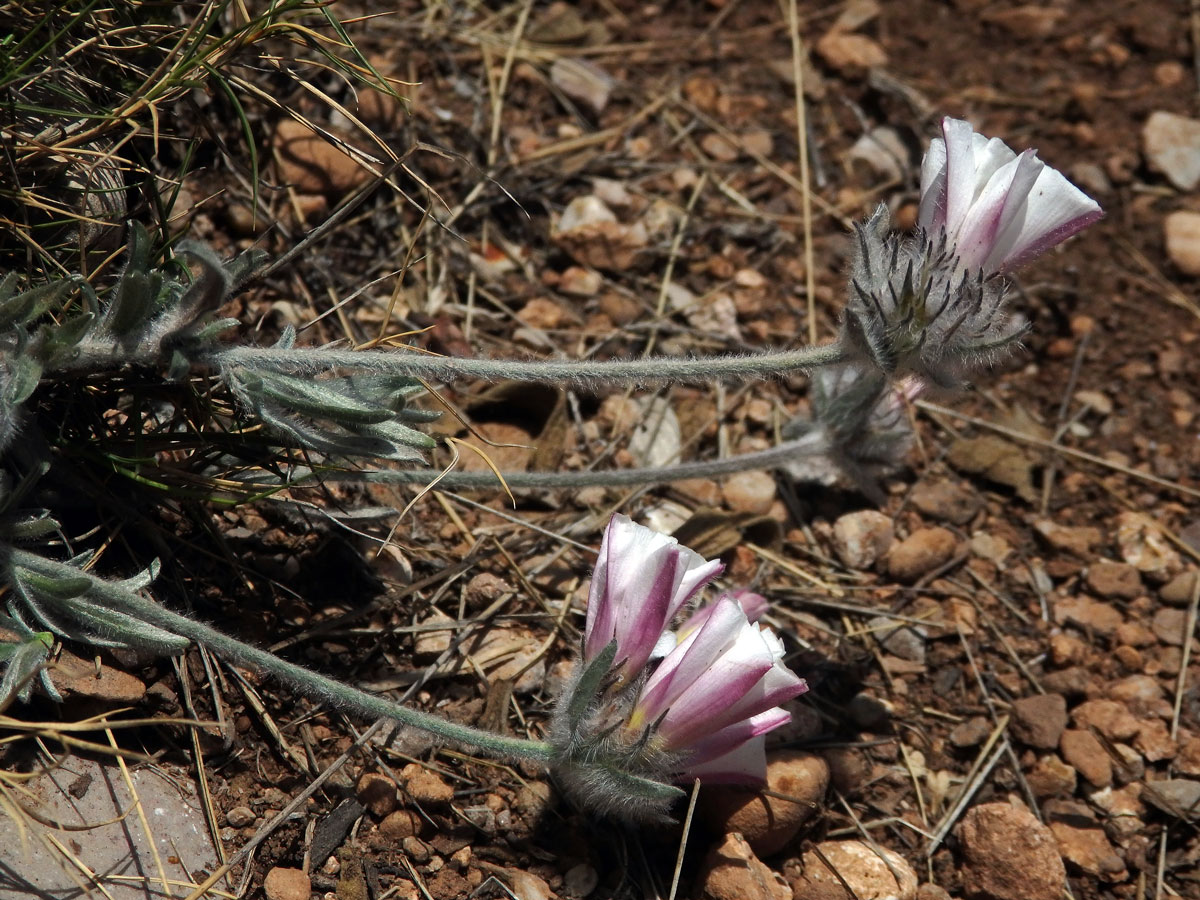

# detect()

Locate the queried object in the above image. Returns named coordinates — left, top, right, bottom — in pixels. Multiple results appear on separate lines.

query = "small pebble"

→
left=699, top=832, right=790, bottom=900
left=791, top=840, right=917, bottom=900
left=1010, top=694, right=1068, bottom=750
left=814, top=31, right=887, bottom=72
left=1048, top=818, right=1127, bottom=882
left=1165, top=210, right=1200, bottom=276
left=1152, top=607, right=1194, bottom=647
left=355, top=772, right=398, bottom=818
left=910, top=480, right=981, bottom=525
left=401, top=763, right=454, bottom=805
left=225, top=806, right=255, bottom=828
left=379, top=809, right=423, bottom=840
left=1160, top=570, right=1198, bottom=605
left=1143, top=111, right=1200, bottom=191
left=700, top=751, right=829, bottom=856
left=1027, top=754, right=1077, bottom=798
left=950, top=716, right=992, bottom=749
left=264, top=867, right=311, bottom=900
left=722, top=470, right=777, bottom=515
left=1060, top=729, right=1113, bottom=787
left=832, top=510, right=894, bottom=570
left=886, top=527, right=958, bottom=582
left=957, top=803, right=1065, bottom=900
left=1085, top=561, right=1142, bottom=599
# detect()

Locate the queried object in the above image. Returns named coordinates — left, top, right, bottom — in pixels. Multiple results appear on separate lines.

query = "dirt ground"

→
left=12, top=1, right=1200, bottom=898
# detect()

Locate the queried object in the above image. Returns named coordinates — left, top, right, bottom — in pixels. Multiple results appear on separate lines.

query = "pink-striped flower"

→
left=631, top=593, right=808, bottom=783
left=919, top=116, right=1102, bottom=275
left=584, top=513, right=723, bottom=681
left=551, top=516, right=808, bottom=816
left=666, top=588, right=768, bottom=643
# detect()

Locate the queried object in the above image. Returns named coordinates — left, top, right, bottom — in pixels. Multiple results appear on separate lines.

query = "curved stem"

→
left=322, top=432, right=831, bottom=491
left=214, top=343, right=847, bottom=386
left=11, top=549, right=552, bottom=763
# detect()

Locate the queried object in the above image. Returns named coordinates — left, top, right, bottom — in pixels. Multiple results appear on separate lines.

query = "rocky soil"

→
left=7, top=1, right=1200, bottom=899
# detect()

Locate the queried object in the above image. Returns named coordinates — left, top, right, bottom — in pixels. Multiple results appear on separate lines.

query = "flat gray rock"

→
left=0, top=754, right=221, bottom=899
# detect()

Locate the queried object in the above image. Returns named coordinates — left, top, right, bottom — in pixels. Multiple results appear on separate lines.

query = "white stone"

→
left=832, top=510, right=895, bottom=570
left=848, top=126, right=908, bottom=183
left=550, top=58, right=615, bottom=113
left=1143, top=111, right=1200, bottom=191
left=1165, top=210, right=1200, bottom=276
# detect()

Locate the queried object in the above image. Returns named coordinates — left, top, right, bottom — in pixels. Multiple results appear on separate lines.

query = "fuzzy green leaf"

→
left=565, top=640, right=617, bottom=730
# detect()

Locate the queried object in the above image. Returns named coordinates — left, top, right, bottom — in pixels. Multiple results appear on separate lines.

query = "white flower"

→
left=583, top=513, right=722, bottom=682
left=630, top=594, right=806, bottom=783
left=918, top=117, right=1102, bottom=275
left=551, top=517, right=807, bottom=815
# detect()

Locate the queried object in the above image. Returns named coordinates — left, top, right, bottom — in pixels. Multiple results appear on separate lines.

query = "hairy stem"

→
left=10, top=549, right=552, bottom=763
left=325, top=431, right=831, bottom=490
left=213, top=343, right=847, bottom=386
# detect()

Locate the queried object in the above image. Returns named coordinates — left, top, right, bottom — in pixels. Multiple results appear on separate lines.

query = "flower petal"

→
left=634, top=596, right=749, bottom=726
left=918, top=133, right=948, bottom=233
left=984, top=164, right=1104, bottom=273
left=940, top=117, right=982, bottom=242
left=653, top=622, right=784, bottom=746
left=583, top=515, right=620, bottom=660
left=584, top=514, right=723, bottom=677
left=728, top=590, right=769, bottom=623
left=679, top=734, right=769, bottom=784
left=917, top=118, right=1102, bottom=277
left=691, top=652, right=802, bottom=734
left=674, top=589, right=769, bottom=642
left=682, top=708, right=792, bottom=771
left=952, top=149, right=1042, bottom=272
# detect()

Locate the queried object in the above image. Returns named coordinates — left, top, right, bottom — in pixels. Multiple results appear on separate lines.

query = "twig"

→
left=787, top=0, right=817, bottom=344
left=668, top=780, right=701, bottom=900
left=107, top=728, right=173, bottom=899
left=183, top=717, right=390, bottom=900
left=1170, top=571, right=1200, bottom=741
left=1040, top=330, right=1089, bottom=514
left=926, top=724, right=1009, bottom=855
left=643, top=173, right=708, bottom=358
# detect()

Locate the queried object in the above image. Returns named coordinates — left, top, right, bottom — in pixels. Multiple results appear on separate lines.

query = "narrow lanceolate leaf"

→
left=4, top=354, right=44, bottom=406
left=12, top=568, right=91, bottom=600
left=102, top=269, right=155, bottom=339
left=253, top=371, right=399, bottom=424
left=566, top=640, right=618, bottom=731
left=0, top=631, right=54, bottom=709
left=41, top=311, right=97, bottom=364
left=595, top=765, right=687, bottom=807
left=6, top=555, right=189, bottom=656
left=255, top=407, right=397, bottom=460
left=4, top=513, right=60, bottom=541
left=356, top=419, right=436, bottom=451
left=0, top=275, right=53, bottom=329
left=35, top=593, right=189, bottom=655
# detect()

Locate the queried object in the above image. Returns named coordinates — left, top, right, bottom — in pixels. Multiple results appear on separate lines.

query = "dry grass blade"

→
left=184, top=718, right=390, bottom=900
left=2, top=0, right=400, bottom=275
left=42, top=831, right=118, bottom=900
left=643, top=173, right=708, bottom=358
left=669, top=779, right=702, bottom=900
left=106, top=726, right=174, bottom=899
left=786, top=0, right=817, bottom=344
left=1170, top=572, right=1200, bottom=741
left=926, top=721, right=1010, bottom=855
